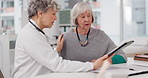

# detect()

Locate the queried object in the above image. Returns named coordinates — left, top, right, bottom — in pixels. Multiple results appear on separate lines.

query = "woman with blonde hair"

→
left=61, top=2, right=127, bottom=64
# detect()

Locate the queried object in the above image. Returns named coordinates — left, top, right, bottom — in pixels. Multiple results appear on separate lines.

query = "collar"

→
left=30, top=19, right=41, bottom=29
left=29, top=19, right=45, bottom=35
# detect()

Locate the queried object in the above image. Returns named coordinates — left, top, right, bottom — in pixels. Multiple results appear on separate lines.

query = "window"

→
left=7, top=1, right=14, bottom=7
left=7, top=19, right=14, bottom=27
left=1, top=2, right=3, bottom=8
left=123, top=0, right=148, bottom=40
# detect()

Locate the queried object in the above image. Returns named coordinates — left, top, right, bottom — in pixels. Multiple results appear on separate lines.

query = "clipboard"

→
left=108, top=40, right=134, bottom=57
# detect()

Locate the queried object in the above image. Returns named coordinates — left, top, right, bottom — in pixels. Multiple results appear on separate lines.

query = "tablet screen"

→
left=108, top=40, right=134, bottom=57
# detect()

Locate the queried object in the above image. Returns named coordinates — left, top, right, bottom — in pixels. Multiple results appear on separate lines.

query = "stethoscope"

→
left=29, top=20, right=90, bottom=47
left=29, top=20, right=45, bottom=35
left=76, top=26, right=90, bottom=47
left=29, top=20, right=54, bottom=47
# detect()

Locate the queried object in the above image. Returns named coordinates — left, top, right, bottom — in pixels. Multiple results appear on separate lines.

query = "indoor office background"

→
left=0, top=0, right=148, bottom=78
left=0, top=0, right=148, bottom=44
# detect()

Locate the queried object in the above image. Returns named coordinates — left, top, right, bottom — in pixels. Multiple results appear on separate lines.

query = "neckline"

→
left=76, top=27, right=90, bottom=47
left=72, top=27, right=92, bottom=36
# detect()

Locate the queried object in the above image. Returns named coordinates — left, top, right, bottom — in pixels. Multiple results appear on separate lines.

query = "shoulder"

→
left=90, top=28, right=111, bottom=40
left=17, top=23, right=43, bottom=43
left=62, top=29, right=74, bottom=38
left=19, top=23, right=36, bottom=37
left=90, top=27, right=105, bottom=35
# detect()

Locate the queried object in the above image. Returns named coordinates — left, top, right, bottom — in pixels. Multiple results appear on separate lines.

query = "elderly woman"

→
left=11, top=0, right=112, bottom=78
left=61, top=2, right=127, bottom=63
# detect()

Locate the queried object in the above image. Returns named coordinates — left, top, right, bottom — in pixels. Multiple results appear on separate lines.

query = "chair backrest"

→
left=0, top=71, right=4, bottom=78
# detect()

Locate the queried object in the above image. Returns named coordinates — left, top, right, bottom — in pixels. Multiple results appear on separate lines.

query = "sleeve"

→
left=101, top=31, right=127, bottom=62
left=23, top=33, right=93, bottom=72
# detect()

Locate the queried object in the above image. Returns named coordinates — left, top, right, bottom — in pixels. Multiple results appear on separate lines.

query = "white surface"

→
left=32, top=58, right=148, bottom=78
left=33, top=73, right=97, bottom=78
left=97, top=60, right=111, bottom=78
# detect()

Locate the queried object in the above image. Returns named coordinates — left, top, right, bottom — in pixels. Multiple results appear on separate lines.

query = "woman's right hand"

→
left=93, top=55, right=108, bottom=70
left=56, top=34, right=64, bottom=53
left=93, top=54, right=115, bottom=70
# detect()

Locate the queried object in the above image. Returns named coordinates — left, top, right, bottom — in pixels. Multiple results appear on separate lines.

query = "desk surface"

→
left=33, top=58, right=148, bottom=78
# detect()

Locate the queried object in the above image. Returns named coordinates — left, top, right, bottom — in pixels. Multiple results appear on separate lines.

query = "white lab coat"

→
left=11, top=20, right=93, bottom=78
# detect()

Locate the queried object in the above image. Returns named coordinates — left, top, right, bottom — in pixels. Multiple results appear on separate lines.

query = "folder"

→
left=134, top=54, right=148, bottom=61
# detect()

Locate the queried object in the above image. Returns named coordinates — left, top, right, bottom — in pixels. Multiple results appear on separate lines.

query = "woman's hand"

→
left=91, top=59, right=97, bottom=63
left=56, top=34, right=64, bottom=53
left=93, top=55, right=108, bottom=70
left=93, top=54, right=114, bottom=70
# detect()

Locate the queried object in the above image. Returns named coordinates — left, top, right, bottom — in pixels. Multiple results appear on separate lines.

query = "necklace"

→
left=76, top=27, right=90, bottom=47
left=29, top=20, right=45, bottom=35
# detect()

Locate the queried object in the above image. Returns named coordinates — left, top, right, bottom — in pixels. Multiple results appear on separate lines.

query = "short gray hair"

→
left=71, top=2, right=94, bottom=25
left=28, top=0, right=60, bottom=19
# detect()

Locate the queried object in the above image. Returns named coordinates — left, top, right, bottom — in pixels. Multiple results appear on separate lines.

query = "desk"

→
left=33, top=58, right=148, bottom=78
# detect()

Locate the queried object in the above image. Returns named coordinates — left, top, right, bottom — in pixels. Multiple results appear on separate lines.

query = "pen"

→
left=128, top=71, right=148, bottom=76
left=129, top=68, right=135, bottom=71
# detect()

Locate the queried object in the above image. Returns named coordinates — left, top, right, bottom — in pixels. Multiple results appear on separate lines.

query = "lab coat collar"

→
left=29, top=19, right=42, bottom=29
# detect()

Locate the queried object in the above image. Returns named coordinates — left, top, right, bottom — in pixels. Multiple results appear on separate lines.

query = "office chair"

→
left=0, top=70, right=4, bottom=78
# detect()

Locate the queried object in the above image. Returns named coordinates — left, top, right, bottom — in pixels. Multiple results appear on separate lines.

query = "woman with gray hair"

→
left=11, top=0, right=111, bottom=78
left=61, top=2, right=127, bottom=64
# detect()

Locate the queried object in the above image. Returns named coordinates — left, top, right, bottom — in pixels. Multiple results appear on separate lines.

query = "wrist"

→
left=54, top=48, right=59, bottom=53
left=56, top=48, right=60, bottom=53
left=93, top=63, right=97, bottom=70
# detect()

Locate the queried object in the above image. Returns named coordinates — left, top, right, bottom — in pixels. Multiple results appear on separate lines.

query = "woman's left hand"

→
left=56, top=34, right=64, bottom=53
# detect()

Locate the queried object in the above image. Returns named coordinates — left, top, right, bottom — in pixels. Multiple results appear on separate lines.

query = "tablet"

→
left=108, top=40, right=134, bottom=57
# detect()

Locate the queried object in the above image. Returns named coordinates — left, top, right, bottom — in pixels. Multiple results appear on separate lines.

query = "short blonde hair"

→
left=71, top=2, right=94, bottom=25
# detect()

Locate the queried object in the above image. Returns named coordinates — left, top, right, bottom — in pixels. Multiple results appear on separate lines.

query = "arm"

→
left=102, top=31, right=127, bottom=64
left=23, top=33, right=93, bottom=72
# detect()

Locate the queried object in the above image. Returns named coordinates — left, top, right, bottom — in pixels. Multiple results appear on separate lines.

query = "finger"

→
left=109, top=54, right=115, bottom=59
left=60, top=34, right=63, bottom=41
left=108, top=58, right=112, bottom=62
left=104, top=59, right=112, bottom=65
left=91, top=59, right=97, bottom=63
left=58, top=34, right=63, bottom=42
left=101, top=55, right=108, bottom=60
left=60, top=38, right=64, bottom=44
left=107, top=53, right=115, bottom=59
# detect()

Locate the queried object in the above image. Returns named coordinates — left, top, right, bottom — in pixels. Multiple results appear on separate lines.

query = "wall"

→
left=0, top=0, right=1, bottom=32
left=123, top=0, right=147, bottom=39
left=14, top=0, right=22, bottom=34
left=123, top=0, right=132, bottom=38
left=146, top=0, right=148, bottom=35
left=100, top=0, right=121, bottom=44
